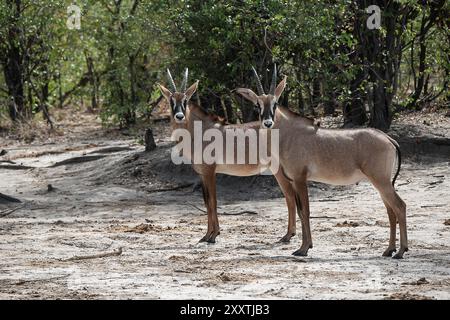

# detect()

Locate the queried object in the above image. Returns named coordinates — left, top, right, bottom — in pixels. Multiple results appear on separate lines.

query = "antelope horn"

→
left=166, top=68, right=177, bottom=92
left=180, top=68, right=188, bottom=92
left=251, top=66, right=265, bottom=95
left=269, top=64, right=277, bottom=95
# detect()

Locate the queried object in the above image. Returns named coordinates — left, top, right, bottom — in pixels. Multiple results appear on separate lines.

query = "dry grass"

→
left=0, top=106, right=105, bottom=147
left=0, top=114, right=63, bottom=145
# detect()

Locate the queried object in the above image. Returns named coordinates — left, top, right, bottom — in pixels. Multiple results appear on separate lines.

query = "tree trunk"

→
left=297, top=87, right=304, bottom=115
left=295, top=70, right=305, bottom=115
left=311, top=78, right=321, bottom=110
left=355, top=0, right=407, bottom=130
left=223, top=96, right=236, bottom=124
left=370, top=81, right=391, bottom=131
left=212, top=94, right=225, bottom=119
left=323, top=81, right=336, bottom=116
left=2, top=0, right=26, bottom=121
left=144, top=128, right=156, bottom=152
left=409, top=13, right=428, bottom=109
left=85, top=53, right=98, bottom=110
left=344, top=69, right=367, bottom=126
left=126, top=55, right=137, bottom=126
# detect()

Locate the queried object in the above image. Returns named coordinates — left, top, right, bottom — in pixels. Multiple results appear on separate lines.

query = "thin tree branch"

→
left=60, top=247, right=123, bottom=262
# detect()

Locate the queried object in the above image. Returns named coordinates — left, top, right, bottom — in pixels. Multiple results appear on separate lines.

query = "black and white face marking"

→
left=236, top=70, right=287, bottom=130
left=170, top=93, right=188, bottom=123
left=158, top=69, right=198, bottom=125
left=258, top=96, right=278, bottom=129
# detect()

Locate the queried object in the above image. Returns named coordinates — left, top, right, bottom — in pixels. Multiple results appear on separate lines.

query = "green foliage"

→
left=0, top=0, right=448, bottom=128
left=63, top=0, right=170, bottom=126
left=0, top=0, right=67, bottom=119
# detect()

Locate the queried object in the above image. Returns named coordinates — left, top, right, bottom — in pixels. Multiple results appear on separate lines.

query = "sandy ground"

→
left=0, top=112, right=449, bottom=300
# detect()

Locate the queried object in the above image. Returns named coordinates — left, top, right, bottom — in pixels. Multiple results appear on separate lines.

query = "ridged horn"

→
left=269, top=64, right=277, bottom=95
left=166, top=68, right=177, bottom=92
left=251, top=66, right=265, bottom=95
left=180, top=68, right=188, bottom=92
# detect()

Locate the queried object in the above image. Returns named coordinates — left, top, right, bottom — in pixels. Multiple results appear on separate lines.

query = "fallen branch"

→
left=7, top=144, right=99, bottom=161
left=188, top=203, right=258, bottom=215
left=147, top=183, right=194, bottom=193
left=50, top=155, right=106, bottom=167
left=188, top=203, right=335, bottom=218
left=60, top=247, right=123, bottom=262
left=0, top=160, right=15, bottom=164
left=188, top=203, right=207, bottom=213
left=13, top=275, right=70, bottom=285
left=0, top=205, right=25, bottom=217
left=428, top=180, right=443, bottom=186
left=88, top=146, right=133, bottom=154
left=0, top=164, right=34, bottom=170
left=0, top=193, right=22, bottom=203
left=311, top=216, right=337, bottom=219
left=220, top=210, right=258, bottom=216
left=420, top=204, right=446, bottom=208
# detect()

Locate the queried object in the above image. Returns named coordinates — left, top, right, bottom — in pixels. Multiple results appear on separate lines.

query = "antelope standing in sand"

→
left=158, top=69, right=298, bottom=243
left=236, top=66, right=408, bottom=258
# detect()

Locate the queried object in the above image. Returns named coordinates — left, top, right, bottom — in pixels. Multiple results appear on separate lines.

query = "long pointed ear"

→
left=158, top=83, right=172, bottom=100
left=185, top=80, right=199, bottom=101
left=235, top=88, right=259, bottom=105
left=274, top=76, right=287, bottom=101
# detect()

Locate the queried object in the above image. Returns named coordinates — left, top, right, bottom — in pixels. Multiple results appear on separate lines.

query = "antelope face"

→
left=256, top=95, right=278, bottom=129
left=236, top=65, right=287, bottom=130
left=169, top=92, right=188, bottom=123
left=158, top=68, right=198, bottom=124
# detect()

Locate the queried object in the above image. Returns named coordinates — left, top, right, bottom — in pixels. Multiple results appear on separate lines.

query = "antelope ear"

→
left=185, top=81, right=199, bottom=100
left=235, top=88, right=258, bottom=105
left=158, top=83, right=172, bottom=100
left=274, top=76, right=287, bottom=101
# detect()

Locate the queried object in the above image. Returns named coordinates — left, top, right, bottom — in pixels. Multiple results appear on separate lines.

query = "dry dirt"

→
left=0, top=110, right=449, bottom=300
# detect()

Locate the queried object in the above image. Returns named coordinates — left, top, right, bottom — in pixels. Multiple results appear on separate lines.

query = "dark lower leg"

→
left=274, top=172, right=296, bottom=243
left=382, top=202, right=397, bottom=257
left=292, top=182, right=312, bottom=256
left=199, top=175, right=220, bottom=243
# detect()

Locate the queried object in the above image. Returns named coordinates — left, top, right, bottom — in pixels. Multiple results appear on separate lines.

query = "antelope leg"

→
left=292, top=179, right=313, bottom=256
left=382, top=200, right=397, bottom=257
left=274, top=170, right=297, bottom=243
left=198, top=173, right=220, bottom=243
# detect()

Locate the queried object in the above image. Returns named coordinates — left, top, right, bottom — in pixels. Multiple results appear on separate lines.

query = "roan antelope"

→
left=236, top=65, right=408, bottom=258
left=158, top=69, right=298, bottom=243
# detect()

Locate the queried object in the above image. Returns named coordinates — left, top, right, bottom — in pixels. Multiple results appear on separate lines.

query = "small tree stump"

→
left=144, top=128, right=156, bottom=152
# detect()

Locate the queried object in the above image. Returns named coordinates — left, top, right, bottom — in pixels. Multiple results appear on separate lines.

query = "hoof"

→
left=279, top=233, right=295, bottom=243
left=382, top=248, right=396, bottom=257
left=199, top=230, right=219, bottom=244
left=392, top=248, right=408, bottom=259
left=292, top=249, right=308, bottom=256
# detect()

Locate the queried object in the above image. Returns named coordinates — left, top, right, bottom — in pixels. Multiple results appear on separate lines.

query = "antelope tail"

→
left=387, top=136, right=401, bottom=187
